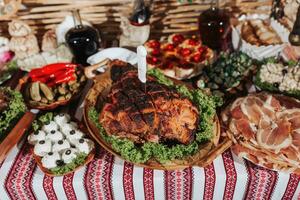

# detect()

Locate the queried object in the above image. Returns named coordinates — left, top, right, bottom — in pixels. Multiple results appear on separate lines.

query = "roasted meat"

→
left=99, top=60, right=199, bottom=144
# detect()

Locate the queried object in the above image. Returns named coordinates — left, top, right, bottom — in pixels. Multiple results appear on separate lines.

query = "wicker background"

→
left=0, top=0, right=272, bottom=42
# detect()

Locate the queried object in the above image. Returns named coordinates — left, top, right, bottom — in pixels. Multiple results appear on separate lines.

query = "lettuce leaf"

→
left=0, top=88, right=26, bottom=140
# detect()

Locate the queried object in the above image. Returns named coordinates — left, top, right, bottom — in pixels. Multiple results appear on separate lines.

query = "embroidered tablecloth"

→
left=0, top=141, right=299, bottom=200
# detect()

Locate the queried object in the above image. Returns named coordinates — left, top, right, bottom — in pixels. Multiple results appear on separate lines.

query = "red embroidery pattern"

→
left=5, top=143, right=36, bottom=200
left=43, top=176, right=57, bottom=200
left=245, top=161, right=278, bottom=200
left=282, top=173, right=300, bottom=200
left=164, top=170, right=176, bottom=200
left=85, top=149, right=114, bottom=200
left=182, top=167, right=193, bottom=200
left=63, top=173, right=76, bottom=199
left=203, top=163, right=216, bottom=200
left=123, top=162, right=135, bottom=200
left=143, top=168, right=154, bottom=200
left=222, top=150, right=237, bottom=200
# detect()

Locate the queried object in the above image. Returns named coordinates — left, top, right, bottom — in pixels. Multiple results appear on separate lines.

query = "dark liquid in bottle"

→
left=198, top=7, right=230, bottom=51
left=65, top=25, right=100, bottom=66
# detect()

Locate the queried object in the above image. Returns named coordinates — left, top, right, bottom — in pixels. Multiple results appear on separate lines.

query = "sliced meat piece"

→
left=240, top=98, right=264, bottom=124
left=280, top=147, right=300, bottom=164
left=292, top=131, right=300, bottom=149
left=234, top=118, right=256, bottom=140
left=256, top=118, right=292, bottom=151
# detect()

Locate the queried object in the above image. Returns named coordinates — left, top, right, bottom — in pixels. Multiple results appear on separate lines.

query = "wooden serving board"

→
left=83, top=69, right=232, bottom=170
left=32, top=148, right=95, bottom=177
left=18, top=69, right=87, bottom=111
left=28, top=113, right=96, bottom=176
left=0, top=111, right=35, bottom=163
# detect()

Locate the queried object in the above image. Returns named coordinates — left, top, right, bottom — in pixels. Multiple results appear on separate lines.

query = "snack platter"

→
left=0, top=1, right=299, bottom=185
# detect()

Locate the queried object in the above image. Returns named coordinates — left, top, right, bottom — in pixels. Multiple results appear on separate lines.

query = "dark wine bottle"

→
left=198, top=2, right=230, bottom=51
left=289, top=7, right=300, bottom=46
left=65, top=10, right=101, bottom=66
left=129, top=0, right=151, bottom=26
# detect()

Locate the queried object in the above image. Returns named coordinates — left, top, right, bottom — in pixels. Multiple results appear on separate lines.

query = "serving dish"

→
left=197, top=51, right=257, bottom=100
left=0, top=87, right=34, bottom=163
left=232, top=14, right=289, bottom=60
left=28, top=112, right=95, bottom=176
left=255, top=59, right=300, bottom=99
left=221, top=93, right=300, bottom=174
left=20, top=63, right=87, bottom=110
left=145, top=34, right=215, bottom=80
left=83, top=60, right=232, bottom=170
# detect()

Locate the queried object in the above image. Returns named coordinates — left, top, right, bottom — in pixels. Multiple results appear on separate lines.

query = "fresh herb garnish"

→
left=0, top=88, right=26, bottom=139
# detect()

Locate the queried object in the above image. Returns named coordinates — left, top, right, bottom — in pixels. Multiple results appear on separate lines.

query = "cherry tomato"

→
left=172, top=34, right=184, bottom=44
left=148, top=40, right=160, bottom=49
left=180, top=48, right=192, bottom=57
left=151, top=48, right=161, bottom=56
left=165, top=43, right=175, bottom=51
left=188, top=39, right=200, bottom=46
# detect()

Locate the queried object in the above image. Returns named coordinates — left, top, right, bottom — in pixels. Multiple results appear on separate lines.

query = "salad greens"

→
left=50, top=153, right=87, bottom=176
left=0, top=87, right=26, bottom=140
left=88, top=69, right=219, bottom=163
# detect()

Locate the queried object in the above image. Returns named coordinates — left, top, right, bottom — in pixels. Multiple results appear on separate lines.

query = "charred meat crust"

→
left=100, top=60, right=199, bottom=145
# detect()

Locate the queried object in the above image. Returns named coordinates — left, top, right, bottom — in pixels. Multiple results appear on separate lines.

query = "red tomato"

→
left=165, top=43, right=175, bottom=51
left=180, top=48, right=192, bottom=57
left=188, top=39, right=200, bottom=46
left=172, top=34, right=184, bottom=44
left=148, top=40, right=160, bottom=49
left=151, top=48, right=161, bottom=56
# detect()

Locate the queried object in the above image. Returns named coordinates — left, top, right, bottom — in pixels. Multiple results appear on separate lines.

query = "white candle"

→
left=137, top=45, right=147, bottom=83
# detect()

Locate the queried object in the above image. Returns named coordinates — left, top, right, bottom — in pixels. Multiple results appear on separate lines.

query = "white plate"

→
left=87, top=48, right=137, bottom=66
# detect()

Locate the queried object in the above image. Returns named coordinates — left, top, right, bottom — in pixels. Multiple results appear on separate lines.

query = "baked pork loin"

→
left=99, top=60, right=199, bottom=144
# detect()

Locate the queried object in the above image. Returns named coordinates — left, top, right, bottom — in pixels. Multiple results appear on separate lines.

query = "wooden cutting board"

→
left=83, top=68, right=232, bottom=170
left=0, top=111, right=35, bottom=163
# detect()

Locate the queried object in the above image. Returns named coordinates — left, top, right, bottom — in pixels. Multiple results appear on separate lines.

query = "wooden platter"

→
left=28, top=114, right=96, bottom=176
left=83, top=69, right=232, bottom=170
left=31, top=148, right=95, bottom=177
left=19, top=71, right=86, bottom=111
left=0, top=111, right=35, bottom=163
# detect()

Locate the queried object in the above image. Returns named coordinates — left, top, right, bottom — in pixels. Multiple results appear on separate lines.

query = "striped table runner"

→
left=0, top=142, right=299, bottom=200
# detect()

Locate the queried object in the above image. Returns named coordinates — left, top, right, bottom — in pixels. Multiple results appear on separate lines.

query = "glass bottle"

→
left=65, top=9, right=101, bottom=66
left=129, top=0, right=151, bottom=26
left=289, top=7, right=300, bottom=46
left=198, top=1, right=230, bottom=51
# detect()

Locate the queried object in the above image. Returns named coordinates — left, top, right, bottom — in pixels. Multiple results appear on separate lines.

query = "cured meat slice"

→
left=222, top=93, right=300, bottom=174
left=233, top=118, right=255, bottom=140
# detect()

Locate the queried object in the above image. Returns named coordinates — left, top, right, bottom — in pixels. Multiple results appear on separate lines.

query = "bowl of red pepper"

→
left=21, top=63, right=87, bottom=110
